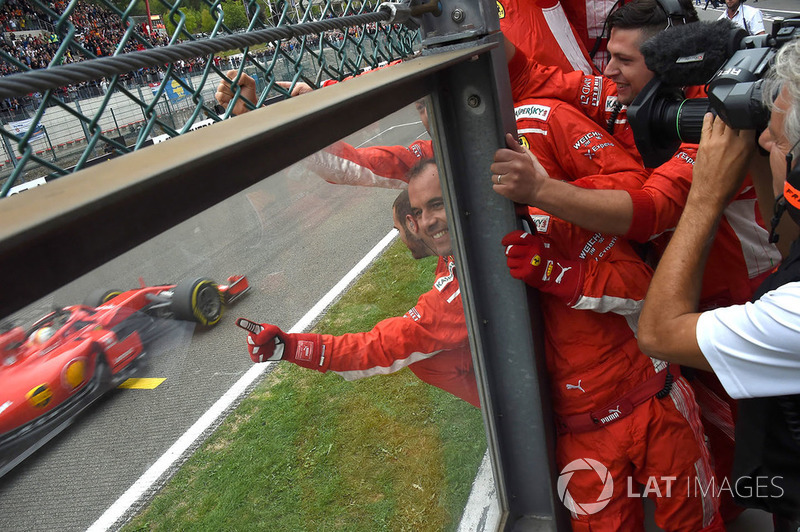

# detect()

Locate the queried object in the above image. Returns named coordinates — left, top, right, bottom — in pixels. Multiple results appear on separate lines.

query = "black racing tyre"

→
left=89, top=350, right=112, bottom=396
left=171, top=278, right=223, bottom=326
left=84, top=288, right=122, bottom=308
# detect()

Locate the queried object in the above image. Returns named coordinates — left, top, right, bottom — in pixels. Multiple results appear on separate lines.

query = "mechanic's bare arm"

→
left=490, top=133, right=633, bottom=235
left=638, top=114, right=754, bottom=369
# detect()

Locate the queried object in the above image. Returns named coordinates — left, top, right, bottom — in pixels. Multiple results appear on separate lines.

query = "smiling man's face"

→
left=604, top=27, right=655, bottom=106
left=408, top=162, right=452, bottom=257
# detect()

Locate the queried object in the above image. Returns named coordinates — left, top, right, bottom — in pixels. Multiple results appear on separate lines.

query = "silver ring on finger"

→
left=497, top=174, right=503, bottom=185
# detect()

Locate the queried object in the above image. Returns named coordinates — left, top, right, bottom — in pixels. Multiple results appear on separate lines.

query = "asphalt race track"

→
left=0, top=104, right=426, bottom=531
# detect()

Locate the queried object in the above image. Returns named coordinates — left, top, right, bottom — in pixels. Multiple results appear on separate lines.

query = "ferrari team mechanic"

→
left=244, top=160, right=479, bottom=408
left=246, top=157, right=723, bottom=530
left=392, top=188, right=433, bottom=260
left=638, top=38, right=800, bottom=530
left=510, top=96, right=649, bottom=194
left=500, top=212, right=721, bottom=531
left=492, top=99, right=720, bottom=530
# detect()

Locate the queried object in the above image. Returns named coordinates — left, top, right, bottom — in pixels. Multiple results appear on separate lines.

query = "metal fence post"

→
left=2, top=134, right=17, bottom=168
left=419, top=1, right=570, bottom=529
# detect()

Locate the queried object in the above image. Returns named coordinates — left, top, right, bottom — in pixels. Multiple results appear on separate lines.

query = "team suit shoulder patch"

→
left=514, top=104, right=552, bottom=122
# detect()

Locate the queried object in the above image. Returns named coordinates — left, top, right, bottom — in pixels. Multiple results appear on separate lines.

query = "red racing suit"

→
left=497, top=0, right=597, bottom=74
left=514, top=97, right=647, bottom=191
left=295, top=255, right=480, bottom=408
left=498, top=0, right=623, bottom=73
left=302, top=138, right=433, bottom=188
left=526, top=208, right=721, bottom=532
left=517, top=93, right=780, bottom=308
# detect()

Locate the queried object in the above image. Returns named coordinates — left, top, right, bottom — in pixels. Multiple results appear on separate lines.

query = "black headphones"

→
left=770, top=144, right=800, bottom=241
left=656, top=0, right=687, bottom=17
left=655, top=0, right=690, bottom=26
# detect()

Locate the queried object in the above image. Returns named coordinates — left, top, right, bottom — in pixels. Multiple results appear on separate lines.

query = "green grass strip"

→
left=125, top=239, right=487, bottom=532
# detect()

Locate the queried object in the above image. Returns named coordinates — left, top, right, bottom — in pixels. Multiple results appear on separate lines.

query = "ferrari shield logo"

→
left=27, top=384, right=52, bottom=408
left=497, top=1, right=505, bottom=18
left=519, top=136, right=530, bottom=150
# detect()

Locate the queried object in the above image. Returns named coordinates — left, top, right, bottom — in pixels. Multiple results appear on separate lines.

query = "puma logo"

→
left=565, top=380, right=585, bottom=393
left=599, top=405, right=622, bottom=424
left=555, top=262, right=572, bottom=283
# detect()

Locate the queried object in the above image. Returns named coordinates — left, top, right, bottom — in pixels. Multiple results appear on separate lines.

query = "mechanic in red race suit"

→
left=244, top=160, right=479, bottom=408
left=500, top=0, right=780, bottom=336
left=512, top=97, right=649, bottom=192
left=500, top=213, right=722, bottom=531
left=493, top=92, right=722, bottom=531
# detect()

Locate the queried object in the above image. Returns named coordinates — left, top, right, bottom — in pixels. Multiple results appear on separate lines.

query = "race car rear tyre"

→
left=84, top=288, right=122, bottom=308
left=172, top=278, right=223, bottom=326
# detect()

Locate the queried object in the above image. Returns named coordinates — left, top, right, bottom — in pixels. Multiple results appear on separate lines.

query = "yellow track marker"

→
left=118, top=378, right=166, bottom=389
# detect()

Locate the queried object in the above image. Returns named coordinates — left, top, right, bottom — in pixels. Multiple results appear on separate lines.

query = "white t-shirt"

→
left=696, top=281, right=800, bottom=399
left=718, top=4, right=765, bottom=36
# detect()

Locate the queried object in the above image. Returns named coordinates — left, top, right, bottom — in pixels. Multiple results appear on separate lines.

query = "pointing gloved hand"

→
left=502, top=230, right=583, bottom=303
left=246, top=323, right=325, bottom=370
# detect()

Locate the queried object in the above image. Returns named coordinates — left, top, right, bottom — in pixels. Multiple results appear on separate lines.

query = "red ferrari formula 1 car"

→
left=0, top=275, right=249, bottom=478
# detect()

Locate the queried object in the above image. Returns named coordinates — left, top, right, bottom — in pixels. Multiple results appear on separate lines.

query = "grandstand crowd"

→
left=0, top=0, right=370, bottom=123
left=0, top=0, right=176, bottom=121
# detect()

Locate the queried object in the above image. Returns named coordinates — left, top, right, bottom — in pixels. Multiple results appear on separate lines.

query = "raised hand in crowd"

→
left=215, top=70, right=258, bottom=116
left=216, top=72, right=317, bottom=116
left=275, top=80, right=314, bottom=97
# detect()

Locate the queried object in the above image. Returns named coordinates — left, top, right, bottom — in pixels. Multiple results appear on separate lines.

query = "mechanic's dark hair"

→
left=393, top=189, right=413, bottom=220
left=607, top=0, right=699, bottom=43
left=406, top=158, right=437, bottom=184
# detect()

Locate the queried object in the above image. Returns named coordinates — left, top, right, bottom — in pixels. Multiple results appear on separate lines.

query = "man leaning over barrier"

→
left=243, top=160, right=480, bottom=408
left=638, top=37, right=800, bottom=529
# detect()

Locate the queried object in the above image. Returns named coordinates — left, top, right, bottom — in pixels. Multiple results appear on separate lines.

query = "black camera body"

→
left=627, top=17, right=800, bottom=167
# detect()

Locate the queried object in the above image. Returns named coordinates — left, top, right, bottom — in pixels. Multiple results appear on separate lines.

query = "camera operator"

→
left=638, top=37, right=800, bottom=529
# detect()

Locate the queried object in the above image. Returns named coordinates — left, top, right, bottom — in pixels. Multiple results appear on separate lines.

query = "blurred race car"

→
left=0, top=275, right=249, bottom=478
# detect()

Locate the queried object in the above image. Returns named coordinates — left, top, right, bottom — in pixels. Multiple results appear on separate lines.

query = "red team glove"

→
left=247, top=323, right=326, bottom=370
left=501, top=230, right=583, bottom=303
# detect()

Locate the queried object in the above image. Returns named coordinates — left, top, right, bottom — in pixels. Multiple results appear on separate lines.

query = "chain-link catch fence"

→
left=0, top=0, right=423, bottom=196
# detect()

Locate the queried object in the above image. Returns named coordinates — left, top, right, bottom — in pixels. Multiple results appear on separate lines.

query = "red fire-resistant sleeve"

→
left=303, top=139, right=434, bottom=188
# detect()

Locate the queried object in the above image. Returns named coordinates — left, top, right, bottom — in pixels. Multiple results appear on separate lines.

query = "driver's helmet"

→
left=29, top=326, right=56, bottom=345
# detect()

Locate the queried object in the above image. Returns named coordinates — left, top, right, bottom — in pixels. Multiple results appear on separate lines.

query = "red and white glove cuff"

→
left=283, top=333, right=327, bottom=372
